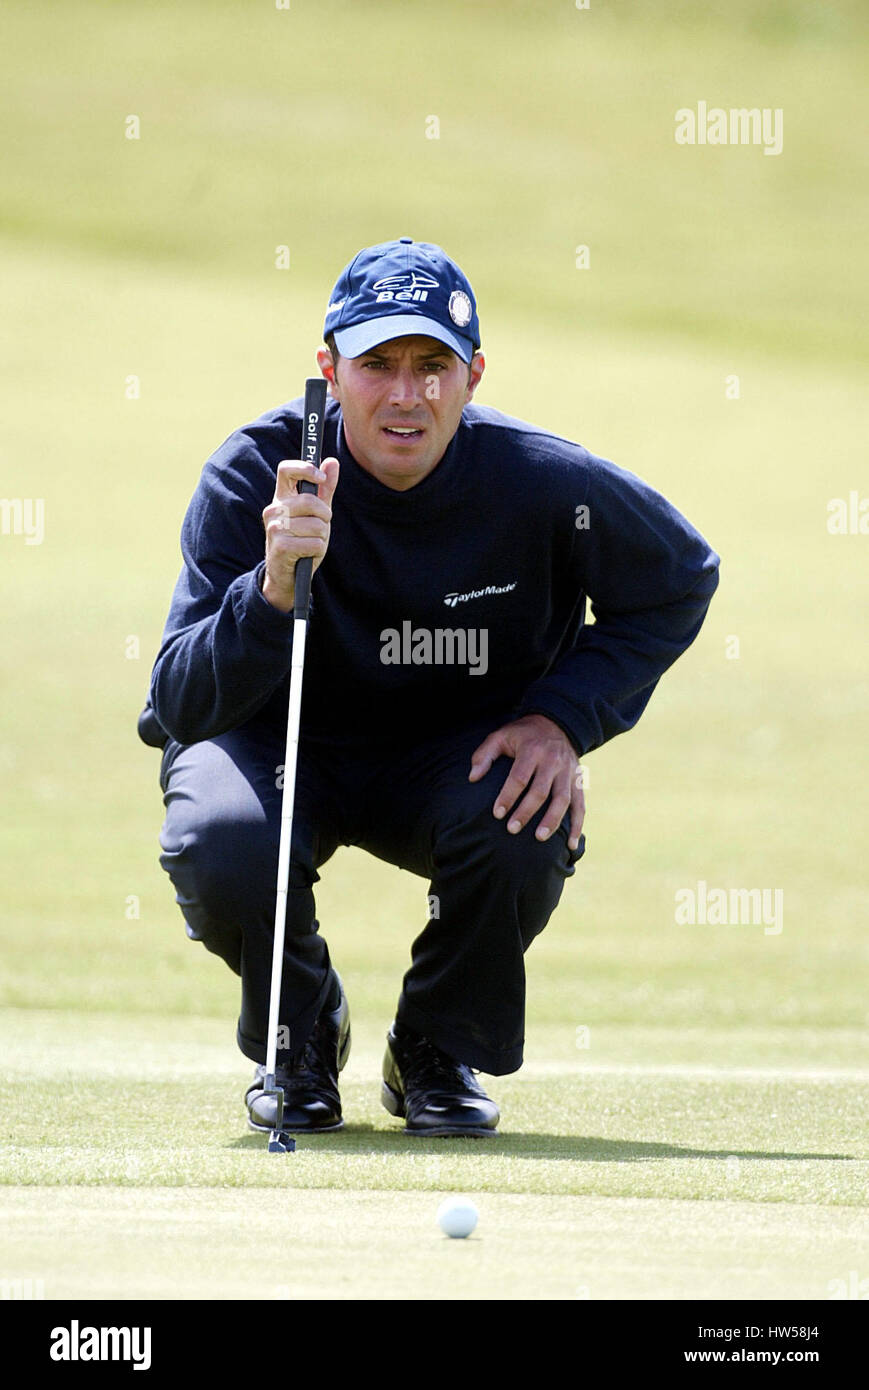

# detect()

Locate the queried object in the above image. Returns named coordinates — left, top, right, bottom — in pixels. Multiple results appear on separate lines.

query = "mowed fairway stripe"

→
left=0, top=1187, right=867, bottom=1301
left=3, top=1013, right=868, bottom=1084
left=523, top=1062, right=869, bottom=1082
left=6, top=1053, right=869, bottom=1083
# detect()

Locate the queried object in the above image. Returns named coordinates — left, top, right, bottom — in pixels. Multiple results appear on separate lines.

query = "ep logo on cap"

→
left=324, top=238, right=481, bottom=363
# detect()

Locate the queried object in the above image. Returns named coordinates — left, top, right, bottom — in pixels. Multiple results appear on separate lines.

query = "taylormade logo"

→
left=50, top=1320, right=152, bottom=1370
left=443, top=582, right=517, bottom=608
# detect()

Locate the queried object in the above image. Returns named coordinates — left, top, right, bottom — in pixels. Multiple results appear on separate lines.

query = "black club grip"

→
left=293, top=377, right=328, bottom=620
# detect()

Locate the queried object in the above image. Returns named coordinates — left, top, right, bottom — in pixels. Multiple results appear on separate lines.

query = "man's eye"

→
left=363, top=360, right=387, bottom=369
left=423, top=362, right=447, bottom=371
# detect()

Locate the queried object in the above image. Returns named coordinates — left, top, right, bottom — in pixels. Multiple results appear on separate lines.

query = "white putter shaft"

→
left=265, top=615, right=309, bottom=1084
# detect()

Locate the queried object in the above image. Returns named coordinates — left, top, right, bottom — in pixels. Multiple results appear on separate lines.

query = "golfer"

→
left=138, top=237, right=720, bottom=1137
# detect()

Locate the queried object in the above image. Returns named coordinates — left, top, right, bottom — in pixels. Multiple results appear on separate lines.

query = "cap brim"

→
left=333, top=315, right=474, bottom=364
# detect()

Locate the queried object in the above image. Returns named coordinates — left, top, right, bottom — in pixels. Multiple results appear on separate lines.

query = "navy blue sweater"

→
left=146, top=397, right=719, bottom=755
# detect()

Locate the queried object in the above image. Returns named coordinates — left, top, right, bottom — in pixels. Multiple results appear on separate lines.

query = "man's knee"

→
left=436, top=783, right=578, bottom=879
left=160, top=805, right=278, bottom=922
left=431, top=791, right=584, bottom=949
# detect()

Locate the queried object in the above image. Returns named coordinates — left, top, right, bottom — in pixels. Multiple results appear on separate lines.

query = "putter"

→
left=262, top=376, right=329, bottom=1154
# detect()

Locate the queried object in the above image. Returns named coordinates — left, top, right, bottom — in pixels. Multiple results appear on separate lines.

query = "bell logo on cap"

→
left=373, top=271, right=440, bottom=292
left=448, top=290, right=472, bottom=328
left=373, top=270, right=440, bottom=304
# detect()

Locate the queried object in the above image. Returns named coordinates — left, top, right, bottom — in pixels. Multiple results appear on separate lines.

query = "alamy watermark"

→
left=0, top=498, right=44, bottom=545
left=50, top=1322, right=151, bottom=1369
left=675, top=880, right=783, bottom=935
left=828, top=1271, right=869, bottom=1299
left=827, top=491, right=869, bottom=535
left=675, top=103, right=783, bottom=156
left=380, top=622, right=488, bottom=676
left=1, top=1276, right=45, bottom=1299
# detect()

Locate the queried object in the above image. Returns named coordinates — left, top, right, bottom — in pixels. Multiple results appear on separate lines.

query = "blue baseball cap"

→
left=324, top=238, right=481, bottom=364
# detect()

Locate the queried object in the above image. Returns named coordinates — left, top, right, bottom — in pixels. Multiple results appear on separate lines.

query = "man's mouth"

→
left=382, top=424, right=425, bottom=439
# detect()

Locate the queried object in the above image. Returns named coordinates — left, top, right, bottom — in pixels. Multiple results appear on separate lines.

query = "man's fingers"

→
left=274, top=459, right=328, bottom=501
left=505, top=770, right=568, bottom=838
left=467, top=714, right=584, bottom=851
left=568, top=781, right=586, bottom=850
left=264, top=493, right=332, bottom=527
left=319, top=457, right=340, bottom=506
left=491, top=755, right=538, bottom=820
left=468, top=731, right=507, bottom=782
left=265, top=513, right=329, bottom=543
left=264, top=531, right=327, bottom=563
left=530, top=772, right=573, bottom=842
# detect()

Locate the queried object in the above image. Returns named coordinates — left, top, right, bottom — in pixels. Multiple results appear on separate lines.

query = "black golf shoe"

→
left=246, top=974, right=351, bottom=1134
left=381, top=1020, right=499, bottom=1137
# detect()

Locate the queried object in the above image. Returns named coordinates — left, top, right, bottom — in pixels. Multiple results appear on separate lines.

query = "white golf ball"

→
left=437, top=1196, right=478, bottom=1238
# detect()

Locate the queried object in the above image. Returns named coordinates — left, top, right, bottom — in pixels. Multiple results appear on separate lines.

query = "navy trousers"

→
left=157, top=718, right=585, bottom=1076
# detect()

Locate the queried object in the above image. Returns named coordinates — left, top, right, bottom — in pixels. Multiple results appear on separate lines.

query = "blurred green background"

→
left=1, top=0, right=867, bottom=1299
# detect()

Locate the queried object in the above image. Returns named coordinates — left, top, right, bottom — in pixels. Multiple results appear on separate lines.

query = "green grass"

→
left=8, top=1187, right=866, bottom=1302
left=1, top=0, right=867, bottom=1299
left=3, top=1012, right=868, bottom=1298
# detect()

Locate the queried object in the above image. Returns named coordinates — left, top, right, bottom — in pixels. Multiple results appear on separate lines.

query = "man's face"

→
left=317, top=334, right=485, bottom=491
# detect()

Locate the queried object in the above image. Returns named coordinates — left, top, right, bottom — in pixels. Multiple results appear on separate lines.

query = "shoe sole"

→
left=246, top=1115, right=345, bottom=1136
left=403, top=1125, right=497, bottom=1138
left=380, top=1080, right=498, bottom=1138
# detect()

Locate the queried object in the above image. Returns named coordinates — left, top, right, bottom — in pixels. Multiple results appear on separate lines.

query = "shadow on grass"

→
left=227, top=1126, right=852, bottom=1162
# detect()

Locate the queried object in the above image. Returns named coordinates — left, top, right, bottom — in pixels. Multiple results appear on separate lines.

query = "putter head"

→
left=261, top=1075, right=294, bottom=1152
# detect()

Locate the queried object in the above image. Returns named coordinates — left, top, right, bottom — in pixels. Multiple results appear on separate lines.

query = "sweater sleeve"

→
left=515, top=453, right=720, bottom=756
left=149, top=448, right=296, bottom=745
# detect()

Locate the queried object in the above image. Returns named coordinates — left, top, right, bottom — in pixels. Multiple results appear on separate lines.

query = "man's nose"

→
left=389, top=367, right=422, bottom=407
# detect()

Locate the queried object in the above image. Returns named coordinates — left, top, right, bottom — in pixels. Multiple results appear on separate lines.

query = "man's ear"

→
left=465, top=351, right=485, bottom=403
left=316, top=346, right=339, bottom=397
